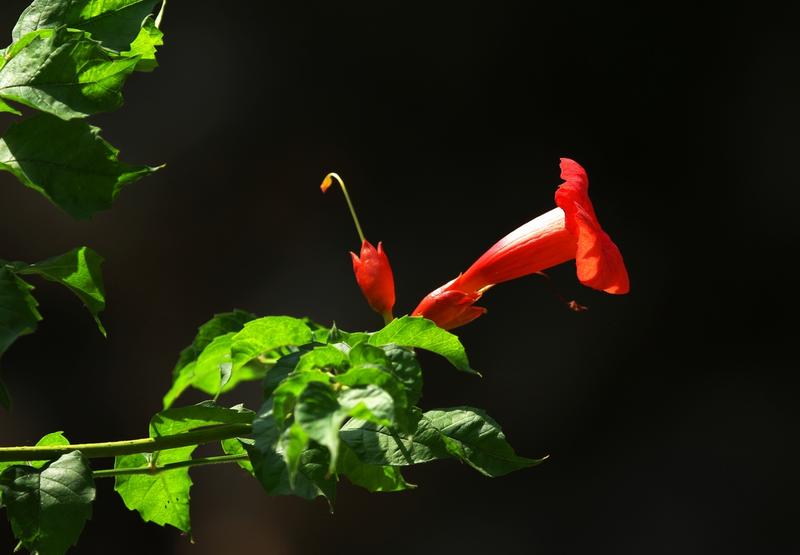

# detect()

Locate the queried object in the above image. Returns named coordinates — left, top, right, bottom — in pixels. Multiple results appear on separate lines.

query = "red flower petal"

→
left=555, top=158, right=630, bottom=294
left=352, top=240, right=396, bottom=316
left=412, top=282, right=486, bottom=330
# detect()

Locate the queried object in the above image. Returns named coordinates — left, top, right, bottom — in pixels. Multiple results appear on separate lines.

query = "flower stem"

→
left=0, top=423, right=251, bottom=462
left=93, top=453, right=248, bottom=479
left=320, top=172, right=366, bottom=244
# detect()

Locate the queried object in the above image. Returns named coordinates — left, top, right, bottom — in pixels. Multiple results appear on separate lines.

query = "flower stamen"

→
left=321, top=172, right=366, bottom=243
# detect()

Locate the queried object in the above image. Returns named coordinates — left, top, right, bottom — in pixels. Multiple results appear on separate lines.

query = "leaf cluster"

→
left=0, top=315, right=543, bottom=553
left=0, top=0, right=165, bottom=405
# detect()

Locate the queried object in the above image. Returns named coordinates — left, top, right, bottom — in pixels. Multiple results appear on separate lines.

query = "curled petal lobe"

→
left=412, top=284, right=486, bottom=330
left=555, top=158, right=629, bottom=294
left=351, top=240, right=396, bottom=319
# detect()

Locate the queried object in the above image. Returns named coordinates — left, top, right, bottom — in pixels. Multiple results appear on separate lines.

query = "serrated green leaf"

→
left=230, top=316, right=314, bottom=368
left=341, top=407, right=542, bottom=476
left=0, top=266, right=41, bottom=357
left=423, top=407, right=544, bottom=477
left=265, top=345, right=348, bottom=422
left=295, top=344, right=349, bottom=373
left=165, top=310, right=256, bottom=408
left=340, top=410, right=450, bottom=467
left=166, top=316, right=314, bottom=408
left=295, top=382, right=395, bottom=473
left=338, top=443, right=413, bottom=493
left=221, top=437, right=254, bottom=474
left=114, top=402, right=253, bottom=533
left=0, top=113, right=160, bottom=219
left=248, top=399, right=335, bottom=504
left=0, top=451, right=95, bottom=555
left=122, top=15, right=162, bottom=72
left=383, top=345, right=424, bottom=407
left=162, top=332, right=269, bottom=408
left=0, top=28, right=139, bottom=119
left=173, top=310, right=256, bottom=372
left=13, top=0, right=162, bottom=52
left=368, top=316, right=477, bottom=375
left=281, top=423, right=308, bottom=485
left=263, top=347, right=312, bottom=398
left=16, top=246, right=106, bottom=335
left=335, top=359, right=411, bottom=431
left=271, top=369, right=330, bottom=428
left=113, top=451, right=192, bottom=533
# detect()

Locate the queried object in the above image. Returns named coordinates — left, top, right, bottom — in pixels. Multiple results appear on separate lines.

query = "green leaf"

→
left=338, top=443, right=413, bottom=493
left=230, top=316, right=314, bottom=369
left=340, top=410, right=450, bottom=467
left=16, top=246, right=106, bottom=335
left=368, top=316, right=478, bottom=375
left=341, top=407, right=542, bottom=476
left=383, top=345, right=424, bottom=407
left=0, top=28, right=139, bottom=119
left=280, top=423, right=309, bottom=484
left=221, top=437, right=254, bottom=474
left=294, top=344, right=350, bottom=373
left=173, top=310, right=256, bottom=372
left=262, top=347, right=312, bottom=398
left=29, top=432, right=71, bottom=470
left=0, top=266, right=40, bottom=357
left=0, top=97, right=21, bottom=115
left=0, top=113, right=160, bottom=219
left=165, top=310, right=256, bottom=408
left=122, top=15, right=163, bottom=72
left=13, top=0, right=162, bottom=52
left=113, top=451, right=192, bottom=533
left=327, top=324, right=369, bottom=347
left=248, top=400, right=336, bottom=503
left=165, top=316, right=315, bottom=407
left=423, top=407, right=544, bottom=477
left=271, top=369, right=330, bottom=428
left=335, top=356, right=411, bottom=431
left=0, top=451, right=95, bottom=555
left=163, top=332, right=270, bottom=408
left=295, top=382, right=395, bottom=473
left=114, top=402, right=253, bottom=533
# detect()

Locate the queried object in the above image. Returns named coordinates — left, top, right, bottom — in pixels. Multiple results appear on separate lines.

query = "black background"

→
left=1, top=2, right=798, bottom=554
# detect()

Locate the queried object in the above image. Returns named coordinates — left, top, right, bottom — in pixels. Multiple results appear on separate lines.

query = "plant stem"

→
left=0, top=423, right=251, bottom=462
left=93, top=453, right=248, bottom=478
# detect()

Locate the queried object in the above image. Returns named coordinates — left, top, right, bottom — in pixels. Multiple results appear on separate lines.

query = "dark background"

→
left=2, top=2, right=798, bottom=553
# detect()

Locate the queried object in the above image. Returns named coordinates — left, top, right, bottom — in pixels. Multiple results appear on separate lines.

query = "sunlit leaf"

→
left=16, top=246, right=106, bottom=335
left=122, top=15, right=163, bottom=72
left=114, top=402, right=254, bottom=533
left=13, top=0, right=162, bottom=52
left=368, top=316, right=477, bottom=375
left=0, top=28, right=138, bottom=119
left=0, top=114, right=160, bottom=219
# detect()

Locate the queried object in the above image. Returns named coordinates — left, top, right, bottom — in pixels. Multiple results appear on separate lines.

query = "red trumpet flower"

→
left=413, top=158, right=629, bottom=330
left=322, top=173, right=396, bottom=323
